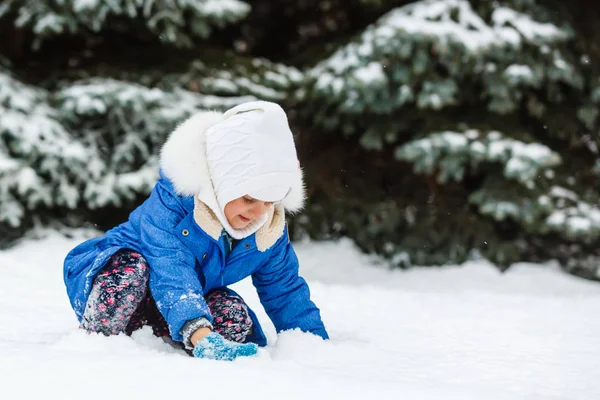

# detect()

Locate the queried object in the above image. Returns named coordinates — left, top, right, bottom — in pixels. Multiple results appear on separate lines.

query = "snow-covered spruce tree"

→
left=0, top=66, right=90, bottom=246
left=0, top=0, right=250, bottom=49
left=296, top=0, right=600, bottom=279
left=0, top=0, right=305, bottom=245
left=0, top=57, right=301, bottom=243
left=52, top=58, right=301, bottom=214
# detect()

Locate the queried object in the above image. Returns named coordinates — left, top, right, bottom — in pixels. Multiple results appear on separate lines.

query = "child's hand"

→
left=192, top=332, right=258, bottom=361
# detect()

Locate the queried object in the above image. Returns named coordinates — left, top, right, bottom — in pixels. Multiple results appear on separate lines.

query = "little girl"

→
left=63, top=100, right=329, bottom=360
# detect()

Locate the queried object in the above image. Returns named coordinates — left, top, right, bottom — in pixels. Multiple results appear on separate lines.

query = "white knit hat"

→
left=201, top=101, right=302, bottom=239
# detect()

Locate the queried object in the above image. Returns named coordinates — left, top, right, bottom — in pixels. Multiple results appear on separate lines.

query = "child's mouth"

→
left=240, top=215, right=251, bottom=223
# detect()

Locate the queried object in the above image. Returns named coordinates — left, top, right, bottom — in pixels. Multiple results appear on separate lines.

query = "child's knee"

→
left=81, top=249, right=151, bottom=335
left=205, top=290, right=253, bottom=342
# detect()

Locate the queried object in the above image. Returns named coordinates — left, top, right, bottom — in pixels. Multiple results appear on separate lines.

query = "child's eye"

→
left=243, top=197, right=256, bottom=204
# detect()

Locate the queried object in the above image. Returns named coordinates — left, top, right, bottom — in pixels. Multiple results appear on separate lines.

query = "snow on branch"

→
left=0, top=70, right=271, bottom=224
left=55, top=77, right=258, bottom=208
left=1, top=0, right=251, bottom=49
left=395, top=129, right=561, bottom=185
left=0, top=69, right=89, bottom=226
left=304, top=0, right=577, bottom=119
left=470, top=184, right=600, bottom=242
left=540, top=188, right=600, bottom=241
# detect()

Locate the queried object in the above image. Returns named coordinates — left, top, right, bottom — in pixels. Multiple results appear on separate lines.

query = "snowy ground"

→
left=0, top=232, right=598, bottom=400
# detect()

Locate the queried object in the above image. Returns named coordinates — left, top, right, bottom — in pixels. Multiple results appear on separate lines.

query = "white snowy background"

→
left=1, top=230, right=598, bottom=400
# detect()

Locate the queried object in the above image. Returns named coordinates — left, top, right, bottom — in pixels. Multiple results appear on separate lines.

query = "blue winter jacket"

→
left=63, top=172, right=328, bottom=345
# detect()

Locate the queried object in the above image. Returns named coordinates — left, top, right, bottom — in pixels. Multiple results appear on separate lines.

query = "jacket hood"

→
left=159, top=108, right=306, bottom=213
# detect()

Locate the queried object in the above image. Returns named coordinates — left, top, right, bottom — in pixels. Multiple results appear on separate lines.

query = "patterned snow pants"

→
left=81, top=249, right=253, bottom=344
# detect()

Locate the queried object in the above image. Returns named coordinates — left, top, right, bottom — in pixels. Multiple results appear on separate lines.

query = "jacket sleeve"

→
left=251, top=227, right=329, bottom=339
left=137, top=182, right=212, bottom=342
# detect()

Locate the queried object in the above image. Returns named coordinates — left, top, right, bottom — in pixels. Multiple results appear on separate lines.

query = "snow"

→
left=309, top=0, right=574, bottom=101
left=1, top=232, right=598, bottom=399
left=554, top=58, right=569, bottom=70
left=487, top=139, right=561, bottom=171
left=32, top=13, right=64, bottom=35
left=565, top=216, right=592, bottom=233
left=73, top=0, right=98, bottom=13
left=493, top=8, right=570, bottom=43
left=206, top=77, right=239, bottom=93
left=264, top=71, right=290, bottom=87
left=504, top=64, right=536, bottom=86
left=353, top=62, right=386, bottom=85
left=0, top=151, right=20, bottom=172
left=505, top=64, right=534, bottom=78
left=479, top=200, right=521, bottom=220
left=201, top=0, right=251, bottom=18
left=379, top=0, right=568, bottom=53
left=398, top=130, right=560, bottom=183
left=234, top=77, right=284, bottom=100
left=505, top=156, right=530, bottom=177
left=440, top=131, right=468, bottom=149
left=15, top=167, right=40, bottom=195
left=383, top=0, right=499, bottom=52
left=549, top=186, right=579, bottom=202
left=545, top=199, right=600, bottom=239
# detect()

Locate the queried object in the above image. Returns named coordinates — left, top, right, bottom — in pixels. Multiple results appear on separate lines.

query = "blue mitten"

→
left=192, top=332, right=258, bottom=361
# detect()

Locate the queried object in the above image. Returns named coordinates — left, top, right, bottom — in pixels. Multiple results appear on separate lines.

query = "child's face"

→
left=224, top=196, right=274, bottom=229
